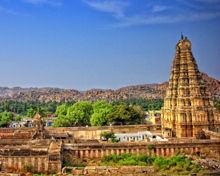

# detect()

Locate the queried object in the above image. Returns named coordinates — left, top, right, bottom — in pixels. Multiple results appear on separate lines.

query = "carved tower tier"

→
left=161, top=37, right=219, bottom=138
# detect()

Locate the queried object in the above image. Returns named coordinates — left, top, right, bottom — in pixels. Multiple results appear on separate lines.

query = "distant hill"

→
left=0, top=87, right=63, bottom=98
left=154, top=72, right=220, bottom=99
left=0, top=72, right=219, bottom=103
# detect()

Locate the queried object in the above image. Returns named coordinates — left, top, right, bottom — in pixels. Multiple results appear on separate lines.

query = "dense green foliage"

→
left=0, top=98, right=163, bottom=127
left=111, top=98, right=164, bottom=111
left=0, top=111, right=13, bottom=127
left=100, top=154, right=202, bottom=174
left=0, top=100, right=76, bottom=116
left=106, top=105, right=142, bottom=125
left=90, top=101, right=112, bottom=126
left=53, top=101, right=93, bottom=127
left=67, top=101, right=93, bottom=126
left=53, top=101, right=145, bottom=127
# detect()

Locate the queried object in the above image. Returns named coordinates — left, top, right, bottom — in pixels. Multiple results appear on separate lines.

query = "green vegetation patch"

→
left=99, top=154, right=203, bottom=174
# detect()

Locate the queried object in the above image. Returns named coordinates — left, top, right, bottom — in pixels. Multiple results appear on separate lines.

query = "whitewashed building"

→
left=114, top=131, right=168, bottom=142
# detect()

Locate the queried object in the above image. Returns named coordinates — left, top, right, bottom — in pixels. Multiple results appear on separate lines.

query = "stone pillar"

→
left=18, top=157, right=22, bottom=170
left=38, top=157, right=42, bottom=172
left=136, top=148, right=140, bottom=156
left=31, top=157, right=35, bottom=172
left=147, top=149, right=150, bottom=156
left=126, top=149, right=129, bottom=154
left=161, top=148, right=164, bottom=156
left=45, top=158, right=48, bottom=171
left=101, top=150, right=104, bottom=158
left=116, top=149, right=119, bottom=155
left=171, top=148, right=175, bottom=156
left=85, top=150, right=88, bottom=158
left=111, top=149, right=114, bottom=155
left=90, top=150, right=93, bottom=158
left=156, top=148, right=159, bottom=157
left=80, top=150, right=83, bottom=159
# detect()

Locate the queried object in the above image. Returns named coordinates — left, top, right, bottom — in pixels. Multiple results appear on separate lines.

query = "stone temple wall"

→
left=44, top=124, right=161, bottom=140
left=63, top=166, right=155, bottom=176
left=63, top=139, right=220, bottom=159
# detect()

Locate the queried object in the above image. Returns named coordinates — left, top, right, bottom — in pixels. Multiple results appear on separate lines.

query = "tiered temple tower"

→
left=161, top=36, right=219, bottom=138
left=33, top=112, right=45, bottom=139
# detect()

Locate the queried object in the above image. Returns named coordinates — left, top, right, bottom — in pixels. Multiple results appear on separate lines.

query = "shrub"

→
left=99, top=153, right=202, bottom=174
left=111, top=138, right=119, bottom=143
left=23, top=164, right=32, bottom=172
left=147, top=144, right=155, bottom=150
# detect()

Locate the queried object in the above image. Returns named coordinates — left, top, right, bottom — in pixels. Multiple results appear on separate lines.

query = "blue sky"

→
left=0, top=0, right=220, bottom=90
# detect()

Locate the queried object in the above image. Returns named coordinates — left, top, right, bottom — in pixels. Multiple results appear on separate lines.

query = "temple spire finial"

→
left=181, top=32, right=184, bottom=40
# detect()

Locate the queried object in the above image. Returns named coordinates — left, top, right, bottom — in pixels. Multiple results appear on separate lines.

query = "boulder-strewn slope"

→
left=154, top=72, right=220, bottom=99
left=0, top=72, right=219, bottom=102
left=0, top=87, right=63, bottom=98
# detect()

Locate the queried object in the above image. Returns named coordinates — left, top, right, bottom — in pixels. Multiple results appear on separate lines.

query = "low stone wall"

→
left=62, top=166, right=155, bottom=176
left=45, top=124, right=161, bottom=140
left=64, top=139, right=220, bottom=159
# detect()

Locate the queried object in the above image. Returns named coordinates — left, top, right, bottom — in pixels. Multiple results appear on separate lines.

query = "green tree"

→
left=4, top=103, right=9, bottom=112
left=0, top=112, right=13, bottom=127
left=15, top=115, right=23, bottom=121
left=55, top=104, right=68, bottom=116
left=27, top=108, right=36, bottom=118
left=106, top=105, right=142, bottom=125
left=52, top=114, right=71, bottom=127
left=133, top=105, right=145, bottom=118
left=100, top=131, right=115, bottom=142
left=90, top=101, right=112, bottom=126
left=67, top=101, right=93, bottom=126
left=27, top=107, right=46, bottom=118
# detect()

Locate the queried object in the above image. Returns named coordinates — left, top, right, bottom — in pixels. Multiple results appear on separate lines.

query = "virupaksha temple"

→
left=161, top=37, right=220, bottom=138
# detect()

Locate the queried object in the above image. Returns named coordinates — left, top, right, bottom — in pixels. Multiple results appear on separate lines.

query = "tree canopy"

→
left=106, top=105, right=142, bottom=125
left=90, top=101, right=112, bottom=126
left=67, top=101, right=93, bottom=126
left=0, top=112, right=13, bottom=127
left=55, top=104, right=68, bottom=116
left=52, top=114, right=71, bottom=127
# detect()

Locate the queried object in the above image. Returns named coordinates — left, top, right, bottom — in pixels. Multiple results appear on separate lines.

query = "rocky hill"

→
left=0, top=87, right=63, bottom=98
left=154, top=72, right=220, bottom=99
left=0, top=72, right=219, bottom=103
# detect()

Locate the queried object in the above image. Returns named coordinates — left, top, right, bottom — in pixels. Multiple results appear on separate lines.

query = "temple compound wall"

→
left=44, top=124, right=161, bottom=140
left=63, top=166, right=155, bottom=176
left=63, top=139, right=220, bottom=159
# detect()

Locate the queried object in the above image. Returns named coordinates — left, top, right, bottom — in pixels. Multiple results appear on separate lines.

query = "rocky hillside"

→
left=0, top=72, right=219, bottom=103
left=0, top=87, right=63, bottom=98
left=201, top=72, right=220, bottom=98
left=154, top=72, right=220, bottom=99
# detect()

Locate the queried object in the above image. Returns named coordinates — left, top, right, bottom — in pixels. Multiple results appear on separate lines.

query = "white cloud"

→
left=84, top=0, right=220, bottom=27
left=84, top=0, right=129, bottom=18
left=152, top=5, right=168, bottom=12
left=22, top=0, right=62, bottom=6
left=113, top=11, right=220, bottom=27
